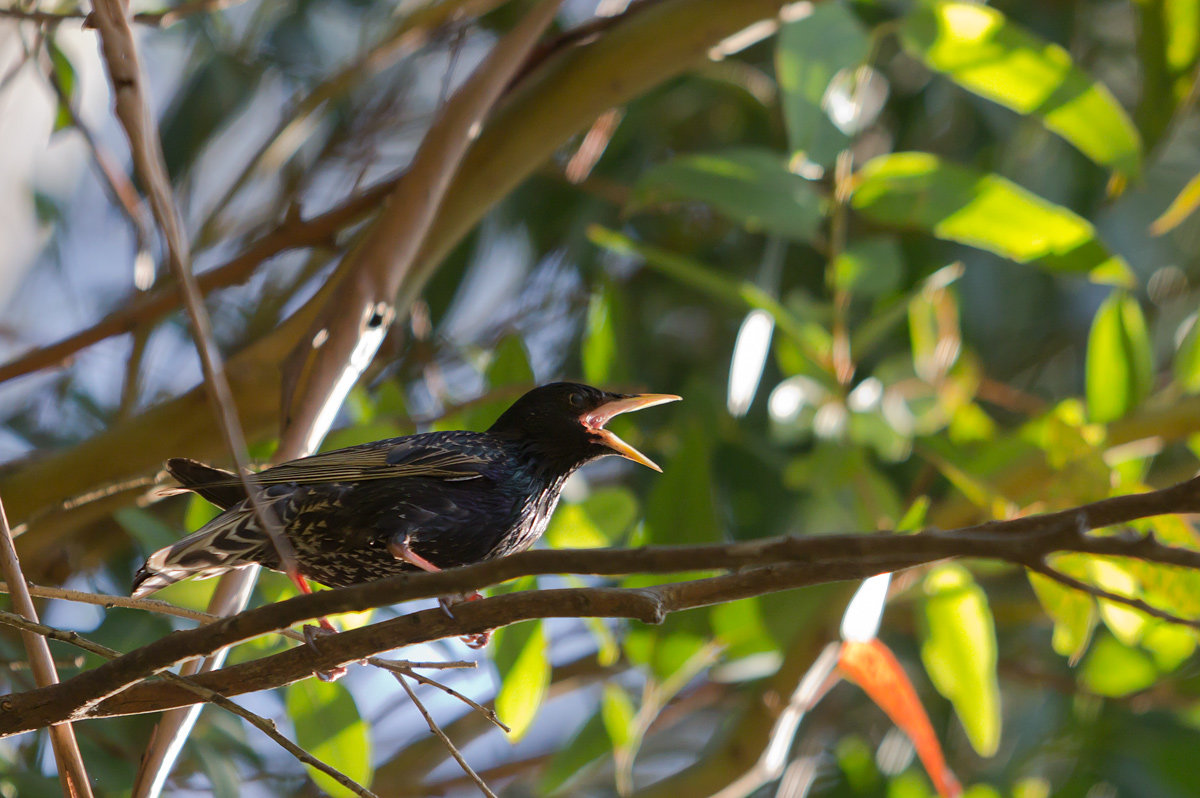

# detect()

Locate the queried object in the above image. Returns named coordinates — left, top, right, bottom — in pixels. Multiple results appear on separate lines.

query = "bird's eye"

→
left=569, top=392, right=585, bottom=408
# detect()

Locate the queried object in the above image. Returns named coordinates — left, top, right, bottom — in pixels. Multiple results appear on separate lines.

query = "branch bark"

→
left=3, top=473, right=1200, bottom=735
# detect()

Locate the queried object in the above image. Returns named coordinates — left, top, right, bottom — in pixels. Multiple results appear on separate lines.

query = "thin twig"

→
left=1027, top=559, right=1200, bottom=630
left=393, top=669, right=498, bottom=798
left=0, top=608, right=377, bottom=798
left=89, top=0, right=300, bottom=583
left=85, top=6, right=308, bottom=788
left=370, top=658, right=509, bottom=733
left=0, top=493, right=93, bottom=797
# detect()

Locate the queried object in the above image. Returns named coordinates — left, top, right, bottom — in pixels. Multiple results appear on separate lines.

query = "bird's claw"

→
left=303, top=623, right=349, bottom=682
left=438, top=592, right=492, bottom=648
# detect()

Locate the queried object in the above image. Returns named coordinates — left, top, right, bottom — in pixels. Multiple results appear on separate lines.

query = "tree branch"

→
left=3, top=473, right=1200, bottom=734
left=0, top=493, right=93, bottom=795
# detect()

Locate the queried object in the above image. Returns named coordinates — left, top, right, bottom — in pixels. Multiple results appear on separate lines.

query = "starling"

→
left=132, top=383, right=679, bottom=603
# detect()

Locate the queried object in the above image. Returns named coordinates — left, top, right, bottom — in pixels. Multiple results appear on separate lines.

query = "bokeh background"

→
left=4, top=0, right=1200, bottom=795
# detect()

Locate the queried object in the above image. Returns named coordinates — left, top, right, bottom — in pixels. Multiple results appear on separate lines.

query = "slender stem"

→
left=393, top=671, right=498, bottom=798
left=0, top=494, right=93, bottom=797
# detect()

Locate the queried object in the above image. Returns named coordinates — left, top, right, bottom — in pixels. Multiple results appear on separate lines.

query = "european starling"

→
left=132, top=383, right=679, bottom=601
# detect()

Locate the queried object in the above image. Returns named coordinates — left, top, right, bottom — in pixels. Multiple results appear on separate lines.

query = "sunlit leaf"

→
left=1166, top=0, right=1200, bottom=75
left=1141, top=622, right=1197, bottom=672
left=601, top=683, right=636, bottom=748
left=1151, top=172, right=1200, bottom=235
left=544, top=503, right=609, bottom=548
left=1080, top=634, right=1158, bottom=697
left=493, top=620, right=550, bottom=741
left=285, top=680, right=372, bottom=798
left=727, top=309, right=775, bottom=417
left=776, top=2, right=871, bottom=165
left=1174, top=314, right=1200, bottom=392
left=850, top=153, right=1134, bottom=286
left=900, top=1, right=1141, bottom=176
left=631, top=148, right=825, bottom=240
left=920, top=564, right=1001, bottom=757
left=583, top=283, right=618, bottom=385
left=1089, top=559, right=1147, bottom=645
left=1029, top=556, right=1097, bottom=662
left=1086, top=291, right=1154, bottom=423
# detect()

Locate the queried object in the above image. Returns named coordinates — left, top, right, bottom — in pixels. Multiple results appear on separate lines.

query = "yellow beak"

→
left=583, top=393, right=681, bottom=472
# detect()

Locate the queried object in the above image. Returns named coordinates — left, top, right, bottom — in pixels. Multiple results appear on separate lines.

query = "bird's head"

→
left=489, top=382, right=680, bottom=474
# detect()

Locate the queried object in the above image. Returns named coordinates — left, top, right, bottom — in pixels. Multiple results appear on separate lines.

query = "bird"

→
left=132, top=383, right=679, bottom=613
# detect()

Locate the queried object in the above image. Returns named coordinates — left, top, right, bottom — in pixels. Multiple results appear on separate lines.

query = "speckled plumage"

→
left=132, top=383, right=675, bottom=597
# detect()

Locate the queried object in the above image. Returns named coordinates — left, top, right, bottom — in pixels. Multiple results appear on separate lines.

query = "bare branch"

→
left=371, top=658, right=509, bottom=733
left=0, top=492, right=93, bottom=795
left=4, top=474, right=1200, bottom=732
left=0, top=609, right=377, bottom=797
left=393, top=669, right=498, bottom=798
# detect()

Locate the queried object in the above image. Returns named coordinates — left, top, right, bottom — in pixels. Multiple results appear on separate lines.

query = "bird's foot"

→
left=438, top=592, right=491, bottom=649
left=303, top=622, right=349, bottom=682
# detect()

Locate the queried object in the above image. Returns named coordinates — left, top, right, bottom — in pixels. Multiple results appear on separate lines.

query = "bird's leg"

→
left=294, top=573, right=348, bottom=681
left=388, top=534, right=491, bottom=648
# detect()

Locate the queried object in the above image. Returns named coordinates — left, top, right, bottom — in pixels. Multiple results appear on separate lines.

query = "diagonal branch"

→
left=3, top=473, right=1200, bottom=732
left=0, top=609, right=376, bottom=797
left=0, top=493, right=93, bottom=796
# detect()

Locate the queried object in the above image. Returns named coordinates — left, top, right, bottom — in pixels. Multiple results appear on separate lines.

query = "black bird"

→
left=132, top=383, right=679, bottom=602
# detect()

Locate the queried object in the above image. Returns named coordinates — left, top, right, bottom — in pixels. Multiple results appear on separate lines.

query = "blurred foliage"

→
left=7, top=0, right=1200, bottom=796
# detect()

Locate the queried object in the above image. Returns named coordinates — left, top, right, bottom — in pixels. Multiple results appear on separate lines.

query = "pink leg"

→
left=390, top=535, right=491, bottom=648
left=294, top=573, right=347, bottom=681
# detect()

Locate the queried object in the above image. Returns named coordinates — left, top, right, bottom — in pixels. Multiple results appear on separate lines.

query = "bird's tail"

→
left=131, top=498, right=275, bottom=598
left=165, top=457, right=249, bottom=510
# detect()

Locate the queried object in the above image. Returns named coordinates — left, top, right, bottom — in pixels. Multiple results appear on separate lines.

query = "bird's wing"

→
left=169, top=436, right=495, bottom=492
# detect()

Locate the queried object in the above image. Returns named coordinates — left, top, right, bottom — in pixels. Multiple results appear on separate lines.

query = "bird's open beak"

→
left=582, top=393, right=681, bottom=472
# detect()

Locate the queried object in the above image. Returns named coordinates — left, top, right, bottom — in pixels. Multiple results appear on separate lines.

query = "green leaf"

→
left=710, top=597, right=777, bottom=660
left=850, top=152, right=1134, bottom=285
left=600, top=683, right=636, bottom=748
left=540, top=711, right=609, bottom=795
left=831, top=236, right=904, bottom=297
left=920, top=564, right=1001, bottom=757
left=1166, top=0, right=1200, bottom=75
left=1028, top=556, right=1097, bottom=661
left=544, top=503, right=610, bottom=548
left=46, top=38, right=77, bottom=133
left=487, top=334, right=535, bottom=387
left=1174, top=314, right=1200, bottom=392
left=185, top=492, right=221, bottom=531
left=588, top=226, right=832, bottom=381
left=493, top=620, right=550, bottom=741
left=631, top=148, right=825, bottom=241
left=1150, top=171, right=1200, bottom=235
left=645, top=419, right=719, bottom=545
left=285, top=680, right=372, bottom=798
left=1080, top=634, right=1159, bottom=697
left=582, top=283, right=618, bottom=385
left=900, top=1, right=1142, bottom=176
left=776, top=2, right=870, bottom=165
left=1086, top=291, right=1154, bottom=423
